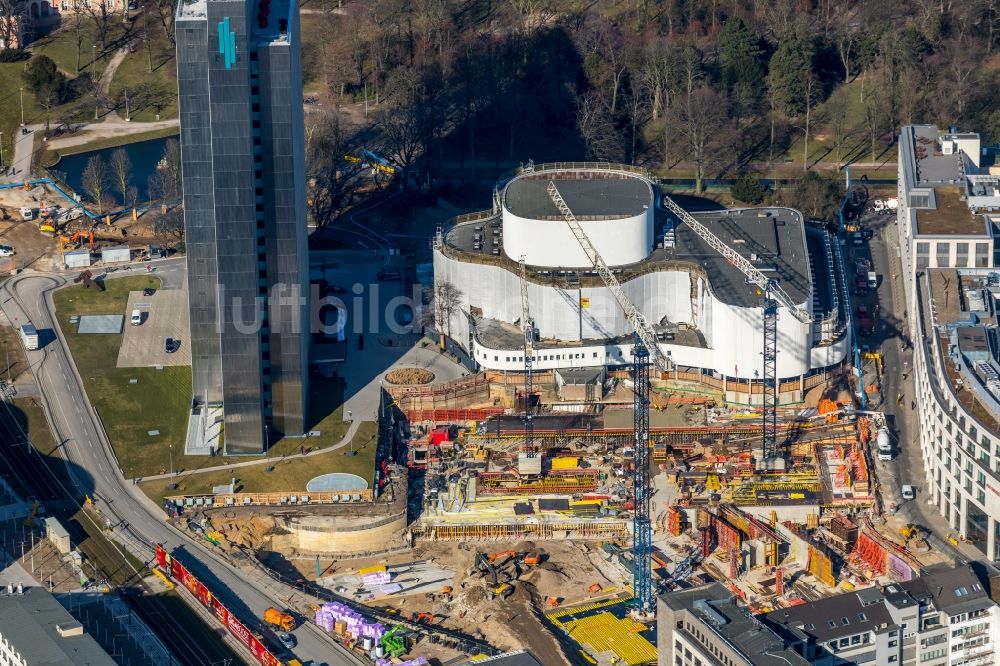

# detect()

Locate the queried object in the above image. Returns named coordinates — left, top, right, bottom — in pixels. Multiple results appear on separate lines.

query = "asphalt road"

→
left=0, top=260, right=366, bottom=666
left=855, top=212, right=982, bottom=561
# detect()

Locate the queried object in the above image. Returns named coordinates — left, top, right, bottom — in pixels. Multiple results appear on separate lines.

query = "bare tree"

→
left=305, top=110, right=366, bottom=230
left=673, top=86, right=730, bottom=193
left=433, top=280, right=463, bottom=340
left=862, top=84, right=884, bottom=164
left=82, top=156, right=110, bottom=214
left=109, top=148, right=131, bottom=205
left=86, top=1, right=115, bottom=51
left=802, top=73, right=818, bottom=171
left=153, top=207, right=184, bottom=241
left=147, top=138, right=181, bottom=201
left=378, top=103, right=421, bottom=189
left=576, top=91, right=625, bottom=163
left=71, top=10, right=86, bottom=74
left=827, top=89, right=850, bottom=171
left=151, top=0, right=176, bottom=46
left=0, top=0, right=25, bottom=50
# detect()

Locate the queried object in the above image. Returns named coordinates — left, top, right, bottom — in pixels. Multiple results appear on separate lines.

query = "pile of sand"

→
left=386, top=367, right=435, bottom=384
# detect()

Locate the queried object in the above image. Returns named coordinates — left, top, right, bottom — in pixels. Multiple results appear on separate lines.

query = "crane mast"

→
left=546, top=180, right=657, bottom=616
left=518, top=257, right=536, bottom=460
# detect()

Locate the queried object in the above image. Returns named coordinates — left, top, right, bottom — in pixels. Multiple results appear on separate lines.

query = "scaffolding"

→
left=413, top=521, right=630, bottom=541
left=476, top=470, right=598, bottom=495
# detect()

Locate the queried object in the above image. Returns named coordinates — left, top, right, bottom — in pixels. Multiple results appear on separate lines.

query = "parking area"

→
left=116, top=289, right=191, bottom=367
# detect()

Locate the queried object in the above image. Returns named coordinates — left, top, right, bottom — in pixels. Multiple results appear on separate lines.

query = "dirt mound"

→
left=209, top=515, right=275, bottom=550
left=385, top=367, right=435, bottom=385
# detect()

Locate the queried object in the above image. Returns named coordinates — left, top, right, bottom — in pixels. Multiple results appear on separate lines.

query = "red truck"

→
left=856, top=305, right=873, bottom=336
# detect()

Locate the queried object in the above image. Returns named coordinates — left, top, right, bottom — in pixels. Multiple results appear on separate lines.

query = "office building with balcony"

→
left=895, top=126, right=1000, bottom=557
left=764, top=563, right=1000, bottom=666
left=176, top=0, right=310, bottom=453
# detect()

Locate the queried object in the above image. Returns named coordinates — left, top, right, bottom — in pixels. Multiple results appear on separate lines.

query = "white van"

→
left=130, top=309, right=143, bottom=326
left=901, top=485, right=916, bottom=501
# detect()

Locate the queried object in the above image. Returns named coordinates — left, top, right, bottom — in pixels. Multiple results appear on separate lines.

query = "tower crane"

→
left=659, top=195, right=812, bottom=462
left=518, top=256, right=537, bottom=463
left=547, top=178, right=814, bottom=614
left=546, top=180, right=661, bottom=616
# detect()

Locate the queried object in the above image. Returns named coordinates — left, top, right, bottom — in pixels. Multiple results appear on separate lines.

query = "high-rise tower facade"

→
left=176, top=0, right=309, bottom=454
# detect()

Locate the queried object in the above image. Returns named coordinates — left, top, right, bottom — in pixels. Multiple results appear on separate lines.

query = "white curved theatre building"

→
left=432, top=164, right=850, bottom=393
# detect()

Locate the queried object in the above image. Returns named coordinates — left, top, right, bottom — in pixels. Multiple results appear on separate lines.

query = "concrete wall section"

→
left=434, top=250, right=846, bottom=379
left=273, top=513, right=408, bottom=554
left=501, top=208, right=653, bottom=268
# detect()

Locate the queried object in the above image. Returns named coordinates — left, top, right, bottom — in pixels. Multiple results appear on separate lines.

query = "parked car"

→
left=0, top=245, right=13, bottom=257
left=165, top=338, right=179, bottom=354
left=143, top=287, right=156, bottom=297
left=901, top=485, right=916, bottom=501
left=851, top=232, right=863, bottom=246
left=278, top=633, right=296, bottom=649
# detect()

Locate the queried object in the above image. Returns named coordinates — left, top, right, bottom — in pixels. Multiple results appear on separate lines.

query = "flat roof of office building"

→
left=0, top=586, right=116, bottom=665
left=914, top=187, right=988, bottom=236
left=662, top=583, right=809, bottom=666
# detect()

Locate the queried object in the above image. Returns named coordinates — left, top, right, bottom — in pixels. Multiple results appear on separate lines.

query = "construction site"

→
left=155, top=164, right=947, bottom=666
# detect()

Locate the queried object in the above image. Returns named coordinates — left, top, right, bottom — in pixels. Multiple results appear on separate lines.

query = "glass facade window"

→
left=967, top=504, right=989, bottom=554
left=936, top=243, right=951, bottom=267
left=976, top=242, right=991, bottom=267
left=956, top=242, right=970, bottom=266
left=916, top=242, right=931, bottom=270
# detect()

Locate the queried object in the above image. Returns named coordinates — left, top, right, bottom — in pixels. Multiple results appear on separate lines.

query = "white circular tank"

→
left=501, top=170, right=655, bottom=267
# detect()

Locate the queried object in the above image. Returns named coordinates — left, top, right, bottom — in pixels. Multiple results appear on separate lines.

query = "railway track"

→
left=0, top=352, right=240, bottom=665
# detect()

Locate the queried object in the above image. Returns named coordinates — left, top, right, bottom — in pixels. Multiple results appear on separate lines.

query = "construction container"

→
left=64, top=249, right=91, bottom=268
left=551, top=457, right=579, bottom=470
left=101, top=244, right=131, bottom=264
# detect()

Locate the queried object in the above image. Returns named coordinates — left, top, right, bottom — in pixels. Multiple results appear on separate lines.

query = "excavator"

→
left=475, top=552, right=515, bottom=599
left=899, top=524, right=930, bottom=552
left=59, top=230, right=94, bottom=249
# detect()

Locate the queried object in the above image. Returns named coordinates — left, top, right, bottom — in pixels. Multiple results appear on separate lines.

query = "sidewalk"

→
left=879, top=222, right=983, bottom=562
left=137, top=417, right=364, bottom=482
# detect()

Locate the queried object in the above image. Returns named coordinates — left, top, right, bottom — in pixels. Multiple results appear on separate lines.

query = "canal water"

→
left=52, top=135, right=173, bottom=204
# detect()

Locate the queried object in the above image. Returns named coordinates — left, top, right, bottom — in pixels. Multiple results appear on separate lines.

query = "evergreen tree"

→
left=718, top=18, right=763, bottom=93
left=767, top=32, right=815, bottom=116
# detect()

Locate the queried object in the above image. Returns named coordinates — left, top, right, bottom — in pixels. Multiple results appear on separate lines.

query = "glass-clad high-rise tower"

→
left=175, top=0, right=309, bottom=454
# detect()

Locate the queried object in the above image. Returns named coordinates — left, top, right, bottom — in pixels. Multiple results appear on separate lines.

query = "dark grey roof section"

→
left=898, top=563, right=992, bottom=614
left=442, top=206, right=813, bottom=309
left=462, top=651, right=545, bottom=666
left=0, top=587, right=116, bottom=665
left=504, top=175, right=653, bottom=219
left=675, top=208, right=811, bottom=308
left=662, top=583, right=810, bottom=666
left=765, top=587, right=895, bottom=643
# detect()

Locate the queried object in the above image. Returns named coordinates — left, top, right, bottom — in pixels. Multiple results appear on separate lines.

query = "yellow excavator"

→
left=899, top=523, right=930, bottom=551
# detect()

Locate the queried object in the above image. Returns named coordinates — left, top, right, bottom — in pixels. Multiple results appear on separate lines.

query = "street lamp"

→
left=169, top=442, right=173, bottom=477
left=19, top=87, right=24, bottom=126
left=123, top=86, right=130, bottom=122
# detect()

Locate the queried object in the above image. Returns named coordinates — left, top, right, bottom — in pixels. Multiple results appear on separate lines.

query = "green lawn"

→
left=53, top=275, right=209, bottom=478
left=0, top=63, right=38, bottom=160
left=13, top=397, right=56, bottom=453
left=140, top=420, right=378, bottom=502
left=105, top=15, right=179, bottom=122
left=0, top=12, right=180, bottom=167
